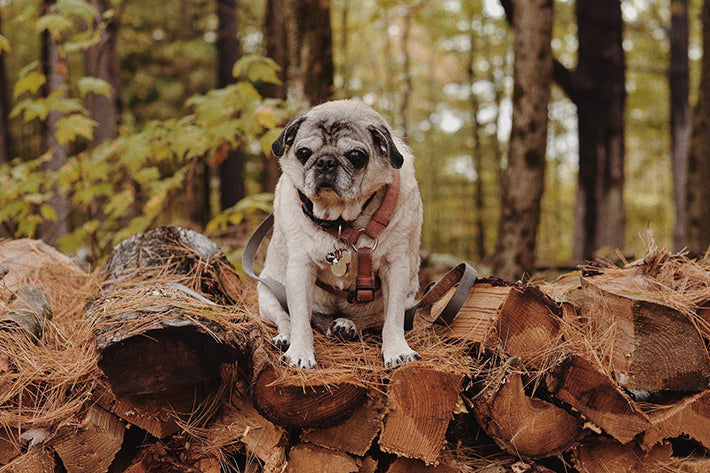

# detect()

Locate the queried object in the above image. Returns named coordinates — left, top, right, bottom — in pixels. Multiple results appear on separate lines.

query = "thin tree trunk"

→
left=216, top=0, right=244, bottom=211
left=571, top=0, right=626, bottom=261
left=399, top=9, right=413, bottom=137
left=687, top=0, right=710, bottom=255
left=39, top=0, right=70, bottom=244
left=492, top=0, right=553, bottom=281
left=0, top=12, right=13, bottom=166
left=670, top=0, right=690, bottom=251
left=85, top=0, right=122, bottom=148
left=262, top=0, right=289, bottom=193
left=468, top=14, right=485, bottom=261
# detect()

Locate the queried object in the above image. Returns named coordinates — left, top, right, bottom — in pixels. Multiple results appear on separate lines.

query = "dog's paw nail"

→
left=329, top=318, right=358, bottom=341
left=383, top=350, right=421, bottom=368
left=271, top=335, right=290, bottom=352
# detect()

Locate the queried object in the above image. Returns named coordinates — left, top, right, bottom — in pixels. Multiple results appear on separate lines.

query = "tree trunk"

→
left=0, top=12, right=12, bottom=166
left=39, top=0, right=70, bottom=244
left=287, top=0, right=334, bottom=104
left=670, top=0, right=690, bottom=251
left=571, top=0, right=626, bottom=261
left=262, top=0, right=289, bottom=193
left=216, top=0, right=245, bottom=210
left=687, top=0, right=710, bottom=256
left=492, top=0, right=553, bottom=281
left=84, top=0, right=122, bottom=148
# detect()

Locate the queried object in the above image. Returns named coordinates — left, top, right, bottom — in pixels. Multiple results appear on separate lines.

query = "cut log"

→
left=425, top=281, right=561, bottom=368
left=0, top=446, right=56, bottom=473
left=0, top=285, right=52, bottom=339
left=88, top=226, right=244, bottom=397
left=205, top=382, right=286, bottom=472
left=49, top=405, right=125, bottom=473
left=642, top=389, right=710, bottom=449
left=385, top=457, right=459, bottom=473
left=572, top=439, right=672, bottom=473
left=472, top=372, right=584, bottom=459
left=676, top=457, right=710, bottom=472
left=301, top=392, right=385, bottom=456
left=379, top=363, right=463, bottom=465
left=285, top=444, right=359, bottom=473
left=581, top=273, right=710, bottom=391
left=241, top=325, right=367, bottom=429
left=111, top=376, right=216, bottom=439
left=545, top=353, right=651, bottom=444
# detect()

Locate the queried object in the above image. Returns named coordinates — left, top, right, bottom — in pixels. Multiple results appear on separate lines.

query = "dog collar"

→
left=297, top=190, right=378, bottom=233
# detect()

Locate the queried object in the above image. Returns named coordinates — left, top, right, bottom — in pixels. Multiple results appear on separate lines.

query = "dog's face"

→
left=272, top=100, right=404, bottom=220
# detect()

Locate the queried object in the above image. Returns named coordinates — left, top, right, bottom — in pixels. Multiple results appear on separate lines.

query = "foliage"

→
left=1, top=51, right=288, bottom=261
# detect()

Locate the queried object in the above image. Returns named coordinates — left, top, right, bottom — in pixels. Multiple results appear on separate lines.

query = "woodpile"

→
left=1, top=228, right=710, bottom=472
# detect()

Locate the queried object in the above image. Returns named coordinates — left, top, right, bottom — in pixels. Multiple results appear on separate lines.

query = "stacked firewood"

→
left=1, top=227, right=709, bottom=473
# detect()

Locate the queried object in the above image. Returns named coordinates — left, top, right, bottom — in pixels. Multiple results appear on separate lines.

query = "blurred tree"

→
left=670, top=0, right=690, bottom=250
left=39, top=0, right=70, bottom=244
left=85, top=0, right=123, bottom=147
left=0, top=13, right=11, bottom=165
left=492, top=0, right=553, bottom=281
left=217, top=0, right=244, bottom=211
left=287, top=0, right=334, bottom=104
left=687, top=0, right=710, bottom=255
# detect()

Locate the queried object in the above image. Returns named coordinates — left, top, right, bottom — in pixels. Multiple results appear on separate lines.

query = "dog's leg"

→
left=281, top=255, right=318, bottom=369
left=380, top=258, right=421, bottom=368
left=257, top=282, right=291, bottom=351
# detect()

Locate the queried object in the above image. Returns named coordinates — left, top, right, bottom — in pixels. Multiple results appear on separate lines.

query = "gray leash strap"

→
left=241, top=213, right=289, bottom=311
left=242, top=213, right=477, bottom=330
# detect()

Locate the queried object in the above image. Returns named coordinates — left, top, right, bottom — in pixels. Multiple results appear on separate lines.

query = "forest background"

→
left=0, top=0, right=709, bottom=282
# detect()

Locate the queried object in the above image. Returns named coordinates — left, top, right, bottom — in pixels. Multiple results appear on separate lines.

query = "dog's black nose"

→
left=315, top=156, right=338, bottom=171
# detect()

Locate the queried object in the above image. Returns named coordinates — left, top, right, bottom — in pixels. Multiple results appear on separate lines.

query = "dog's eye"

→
left=346, top=149, right=368, bottom=169
left=296, top=147, right=312, bottom=164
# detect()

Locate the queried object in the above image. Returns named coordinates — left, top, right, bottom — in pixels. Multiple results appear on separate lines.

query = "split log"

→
left=48, top=405, right=125, bottom=473
left=0, top=286, right=52, bottom=339
left=472, top=371, right=584, bottom=459
left=424, top=280, right=561, bottom=368
left=285, top=444, right=359, bottom=473
left=0, top=446, right=56, bottom=473
left=385, top=457, right=459, bottom=473
left=379, top=363, right=463, bottom=465
left=581, top=273, right=710, bottom=391
left=241, top=325, right=367, bottom=429
left=0, top=429, right=20, bottom=465
left=571, top=439, right=672, bottom=473
left=642, top=389, right=710, bottom=449
left=88, top=226, right=244, bottom=397
left=676, top=457, right=710, bottom=472
left=110, top=376, right=216, bottom=439
left=545, top=353, right=651, bottom=444
left=301, top=393, right=385, bottom=456
left=205, top=381, right=286, bottom=472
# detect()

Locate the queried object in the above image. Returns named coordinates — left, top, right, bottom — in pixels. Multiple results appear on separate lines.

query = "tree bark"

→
left=687, top=0, right=710, bottom=256
left=216, top=0, right=245, bottom=210
left=39, top=0, right=70, bottom=244
left=84, top=0, right=122, bottom=148
left=492, top=0, right=553, bottom=281
left=571, top=0, right=626, bottom=261
left=0, top=12, right=12, bottom=166
left=670, top=0, right=690, bottom=251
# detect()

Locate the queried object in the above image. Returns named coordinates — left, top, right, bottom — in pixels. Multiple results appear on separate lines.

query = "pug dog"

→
left=258, top=99, right=423, bottom=369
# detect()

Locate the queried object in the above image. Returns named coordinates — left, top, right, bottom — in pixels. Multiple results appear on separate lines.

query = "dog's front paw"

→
left=271, top=334, right=290, bottom=352
left=328, top=318, right=359, bottom=341
left=383, top=347, right=421, bottom=368
left=280, top=347, right=318, bottom=369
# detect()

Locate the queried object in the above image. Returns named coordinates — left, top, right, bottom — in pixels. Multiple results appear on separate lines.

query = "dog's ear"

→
left=272, top=115, right=306, bottom=157
left=368, top=125, right=404, bottom=169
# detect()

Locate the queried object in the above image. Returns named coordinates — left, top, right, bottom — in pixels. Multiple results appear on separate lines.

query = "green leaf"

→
left=36, top=13, right=75, bottom=36
left=56, top=0, right=97, bottom=23
left=232, top=55, right=282, bottom=85
left=13, top=71, right=46, bottom=100
left=54, top=114, right=97, bottom=145
left=0, top=34, right=11, bottom=54
left=39, top=204, right=58, bottom=221
left=10, top=99, right=49, bottom=122
left=76, top=77, right=112, bottom=98
left=261, top=127, right=283, bottom=156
